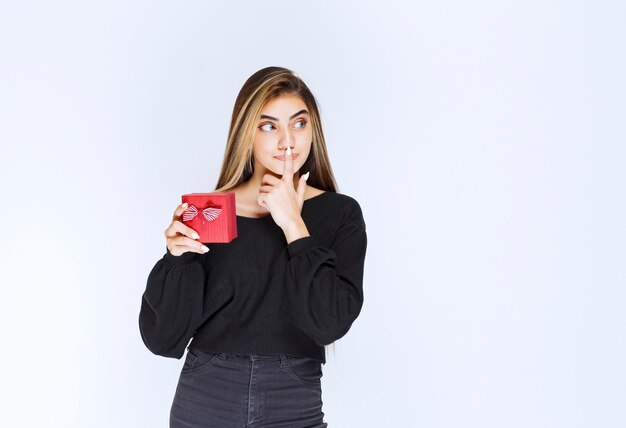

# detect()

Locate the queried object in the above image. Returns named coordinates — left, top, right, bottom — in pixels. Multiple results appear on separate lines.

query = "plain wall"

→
left=1, top=0, right=625, bottom=426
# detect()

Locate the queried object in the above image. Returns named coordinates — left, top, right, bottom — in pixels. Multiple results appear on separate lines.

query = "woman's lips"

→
left=274, top=154, right=298, bottom=160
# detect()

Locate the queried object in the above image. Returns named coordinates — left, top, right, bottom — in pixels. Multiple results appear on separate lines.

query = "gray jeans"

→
left=170, top=348, right=328, bottom=427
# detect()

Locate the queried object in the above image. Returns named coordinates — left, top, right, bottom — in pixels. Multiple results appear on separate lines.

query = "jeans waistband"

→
left=226, top=352, right=287, bottom=361
left=215, top=352, right=288, bottom=369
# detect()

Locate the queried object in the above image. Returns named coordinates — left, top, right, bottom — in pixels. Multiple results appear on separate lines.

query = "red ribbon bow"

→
left=182, top=205, right=222, bottom=222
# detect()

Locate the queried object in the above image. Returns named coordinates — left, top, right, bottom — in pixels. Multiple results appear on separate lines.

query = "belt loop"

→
left=280, top=354, right=287, bottom=368
left=218, top=353, right=227, bottom=360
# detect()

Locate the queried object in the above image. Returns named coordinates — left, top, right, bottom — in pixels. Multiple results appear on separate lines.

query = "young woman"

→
left=139, top=66, right=368, bottom=427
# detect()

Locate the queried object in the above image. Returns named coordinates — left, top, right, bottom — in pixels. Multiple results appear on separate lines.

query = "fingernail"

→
left=192, top=232, right=200, bottom=239
left=201, top=245, right=209, bottom=252
left=182, top=202, right=188, bottom=208
left=286, top=146, right=291, bottom=156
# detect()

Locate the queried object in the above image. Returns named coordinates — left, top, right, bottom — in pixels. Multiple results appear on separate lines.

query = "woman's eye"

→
left=260, top=120, right=306, bottom=131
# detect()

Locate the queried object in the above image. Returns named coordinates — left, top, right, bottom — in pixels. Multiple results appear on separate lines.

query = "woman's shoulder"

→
left=312, top=189, right=365, bottom=228
left=319, top=188, right=361, bottom=207
left=304, top=185, right=326, bottom=200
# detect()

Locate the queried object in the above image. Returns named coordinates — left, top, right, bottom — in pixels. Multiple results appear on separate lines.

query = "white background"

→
left=1, top=0, right=625, bottom=426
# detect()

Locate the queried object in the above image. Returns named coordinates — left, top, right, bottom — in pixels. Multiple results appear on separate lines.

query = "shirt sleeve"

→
left=285, top=202, right=367, bottom=346
left=138, top=247, right=205, bottom=359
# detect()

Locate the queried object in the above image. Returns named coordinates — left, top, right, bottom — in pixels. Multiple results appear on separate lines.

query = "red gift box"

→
left=180, top=192, right=238, bottom=243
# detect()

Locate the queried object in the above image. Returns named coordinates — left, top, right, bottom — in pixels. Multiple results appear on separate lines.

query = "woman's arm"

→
left=285, top=201, right=368, bottom=346
left=138, top=249, right=205, bottom=359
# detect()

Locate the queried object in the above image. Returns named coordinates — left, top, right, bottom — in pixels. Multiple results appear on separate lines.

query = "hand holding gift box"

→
left=180, top=192, right=238, bottom=244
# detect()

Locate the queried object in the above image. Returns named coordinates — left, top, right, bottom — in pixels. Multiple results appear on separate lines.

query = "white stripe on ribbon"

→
left=182, top=205, right=222, bottom=222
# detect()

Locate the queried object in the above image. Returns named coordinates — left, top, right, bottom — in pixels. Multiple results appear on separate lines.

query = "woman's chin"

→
left=268, top=166, right=300, bottom=177
left=256, top=161, right=301, bottom=177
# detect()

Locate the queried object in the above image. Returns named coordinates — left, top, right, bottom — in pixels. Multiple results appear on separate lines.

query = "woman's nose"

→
left=278, top=130, right=295, bottom=150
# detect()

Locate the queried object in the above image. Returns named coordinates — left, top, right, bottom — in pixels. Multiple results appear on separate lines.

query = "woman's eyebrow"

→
left=260, top=109, right=309, bottom=121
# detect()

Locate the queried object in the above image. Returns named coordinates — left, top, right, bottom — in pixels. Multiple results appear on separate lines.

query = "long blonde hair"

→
left=214, top=66, right=338, bottom=359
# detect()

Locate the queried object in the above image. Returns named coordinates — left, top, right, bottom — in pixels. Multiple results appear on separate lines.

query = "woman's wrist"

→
left=282, top=216, right=310, bottom=244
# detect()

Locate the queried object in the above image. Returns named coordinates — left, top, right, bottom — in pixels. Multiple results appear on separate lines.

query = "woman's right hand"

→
left=164, top=202, right=210, bottom=256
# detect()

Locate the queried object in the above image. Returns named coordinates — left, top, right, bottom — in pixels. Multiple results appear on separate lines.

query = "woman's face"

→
left=252, top=93, right=312, bottom=178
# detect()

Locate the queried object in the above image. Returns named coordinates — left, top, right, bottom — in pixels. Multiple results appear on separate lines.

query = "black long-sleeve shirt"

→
left=138, top=191, right=367, bottom=364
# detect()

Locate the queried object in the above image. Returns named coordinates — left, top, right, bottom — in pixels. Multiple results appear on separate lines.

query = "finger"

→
left=173, top=246, right=207, bottom=255
left=282, top=145, right=294, bottom=183
left=171, top=235, right=210, bottom=253
left=173, top=202, right=189, bottom=221
left=297, top=171, right=309, bottom=207
left=257, top=194, right=268, bottom=208
left=166, top=220, right=200, bottom=240
left=170, top=243, right=210, bottom=255
left=261, top=174, right=281, bottom=186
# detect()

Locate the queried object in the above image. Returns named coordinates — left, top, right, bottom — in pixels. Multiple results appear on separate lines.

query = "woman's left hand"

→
left=257, top=146, right=310, bottom=230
